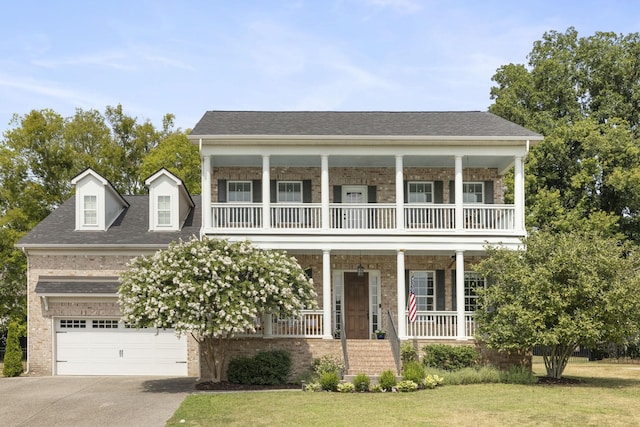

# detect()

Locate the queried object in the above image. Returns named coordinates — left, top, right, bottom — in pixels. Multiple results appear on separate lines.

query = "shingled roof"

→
left=16, top=195, right=201, bottom=248
left=190, top=111, right=542, bottom=138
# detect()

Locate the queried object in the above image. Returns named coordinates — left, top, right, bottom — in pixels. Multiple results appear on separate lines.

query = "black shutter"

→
left=270, top=180, right=277, bottom=203
left=451, top=270, right=457, bottom=311
left=403, top=180, right=408, bottom=203
left=405, top=270, right=411, bottom=304
left=218, top=179, right=227, bottom=202
left=252, top=180, right=262, bottom=203
left=303, top=180, right=312, bottom=203
left=449, top=180, right=455, bottom=204
left=484, top=181, right=494, bottom=204
left=436, top=270, right=445, bottom=311
left=305, top=268, right=313, bottom=279
left=434, top=181, right=443, bottom=204
left=368, top=186, right=377, bottom=203
left=333, top=185, right=342, bottom=203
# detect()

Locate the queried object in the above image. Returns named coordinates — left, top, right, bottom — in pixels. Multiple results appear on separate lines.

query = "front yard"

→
left=166, top=362, right=640, bottom=426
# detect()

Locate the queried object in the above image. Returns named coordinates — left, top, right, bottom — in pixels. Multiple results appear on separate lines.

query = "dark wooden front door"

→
left=344, top=272, right=369, bottom=339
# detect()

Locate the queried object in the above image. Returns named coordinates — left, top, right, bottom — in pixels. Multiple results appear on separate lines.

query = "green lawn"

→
left=167, top=362, right=640, bottom=427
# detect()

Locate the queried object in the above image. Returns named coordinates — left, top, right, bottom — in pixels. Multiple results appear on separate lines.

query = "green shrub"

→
left=378, top=370, right=397, bottom=391
left=371, top=384, right=383, bottom=392
left=501, top=365, right=538, bottom=384
left=304, top=382, right=322, bottom=392
left=400, top=341, right=418, bottom=365
left=396, top=380, right=418, bottom=392
left=353, top=373, right=371, bottom=392
left=313, top=354, right=345, bottom=377
left=319, top=371, right=340, bottom=391
left=422, top=344, right=479, bottom=370
left=424, top=374, right=444, bottom=389
left=2, top=321, right=24, bottom=377
left=337, top=382, right=355, bottom=393
left=402, top=360, right=426, bottom=385
left=227, top=350, right=291, bottom=385
left=443, top=366, right=502, bottom=385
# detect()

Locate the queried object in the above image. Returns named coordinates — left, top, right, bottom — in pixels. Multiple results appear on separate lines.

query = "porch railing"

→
left=270, top=310, right=324, bottom=338
left=405, top=311, right=475, bottom=339
left=211, top=203, right=516, bottom=232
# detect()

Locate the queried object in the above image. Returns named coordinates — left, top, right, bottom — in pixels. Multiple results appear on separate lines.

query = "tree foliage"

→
left=2, top=320, right=24, bottom=377
left=118, top=237, right=317, bottom=382
left=474, top=229, right=640, bottom=379
left=490, top=27, right=640, bottom=240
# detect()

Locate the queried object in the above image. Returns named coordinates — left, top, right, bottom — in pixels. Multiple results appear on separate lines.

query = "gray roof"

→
left=35, top=276, right=120, bottom=294
left=190, top=111, right=542, bottom=138
left=17, top=195, right=201, bottom=248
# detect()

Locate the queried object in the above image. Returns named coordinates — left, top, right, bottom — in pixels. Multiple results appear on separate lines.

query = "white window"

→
left=408, top=182, right=433, bottom=203
left=410, top=271, right=435, bottom=311
left=277, top=181, right=302, bottom=203
left=83, top=195, right=97, bottom=225
left=60, top=319, right=86, bottom=329
left=464, top=272, right=485, bottom=311
left=228, top=181, right=252, bottom=202
left=157, top=195, right=171, bottom=225
left=92, top=319, right=119, bottom=329
left=463, top=182, right=483, bottom=203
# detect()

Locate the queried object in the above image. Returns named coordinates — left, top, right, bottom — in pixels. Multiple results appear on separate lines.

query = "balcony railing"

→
left=405, top=311, right=475, bottom=339
left=211, top=203, right=516, bottom=232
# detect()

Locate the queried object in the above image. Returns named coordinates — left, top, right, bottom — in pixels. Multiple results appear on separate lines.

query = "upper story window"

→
left=228, top=181, right=252, bottom=202
left=277, top=181, right=302, bottom=202
left=408, top=182, right=433, bottom=203
left=464, top=272, right=485, bottom=311
left=83, top=195, right=97, bottom=226
left=410, top=271, right=435, bottom=311
left=157, top=195, right=171, bottom=226
left=463, top=182, right=483, bottom=203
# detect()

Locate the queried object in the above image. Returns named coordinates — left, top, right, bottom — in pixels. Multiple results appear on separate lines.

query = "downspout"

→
left=21, top=246, right=29, bottom=374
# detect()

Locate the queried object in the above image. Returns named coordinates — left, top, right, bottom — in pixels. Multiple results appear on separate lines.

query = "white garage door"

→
left=55, top=318, right=188, bottom=376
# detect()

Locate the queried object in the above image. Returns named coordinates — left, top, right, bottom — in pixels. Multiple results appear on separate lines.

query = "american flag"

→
left=408, top=276, right=417, bottom=323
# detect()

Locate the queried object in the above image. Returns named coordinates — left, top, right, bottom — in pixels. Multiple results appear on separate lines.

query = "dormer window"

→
left=83, top=195, right=98, bottom=226
left=157, top=195, right=171, bottom=226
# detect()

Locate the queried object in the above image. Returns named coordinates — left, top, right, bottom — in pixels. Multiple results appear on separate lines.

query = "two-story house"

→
left=189, top=111, right=542, bottom=375
left=18, top=110, right=541, bottom=378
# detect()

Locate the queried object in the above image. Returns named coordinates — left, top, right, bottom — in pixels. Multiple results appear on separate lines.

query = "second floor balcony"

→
left=209, top=202, right=517, bottom=233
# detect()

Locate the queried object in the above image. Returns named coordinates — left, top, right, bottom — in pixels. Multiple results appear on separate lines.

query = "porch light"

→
left=357, top=263, right=364, bottom=277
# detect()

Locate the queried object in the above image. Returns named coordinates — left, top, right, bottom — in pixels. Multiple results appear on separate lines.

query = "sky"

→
left=1, top=0, right=640, bottom=135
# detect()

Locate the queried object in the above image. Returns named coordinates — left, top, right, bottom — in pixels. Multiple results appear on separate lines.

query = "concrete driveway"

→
left=0, top=376, right=196, bottom=427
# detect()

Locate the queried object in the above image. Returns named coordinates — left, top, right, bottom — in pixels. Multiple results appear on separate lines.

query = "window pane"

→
left=463, top=183, right=483, bottom=203
left=229, top=181, right=252, bottom=202
left=278, top=182, right=302, bottom=202
left=158, top=195, right=171, bottom=210
left=464, top=272, right=485, bottom=311
left=408, top=182, right=433, bottom=203
left=411, top=271, right=434, bottom=311
left=157, top=195, right=171, bottom=225
left=83, top=195, right=97, bottom=225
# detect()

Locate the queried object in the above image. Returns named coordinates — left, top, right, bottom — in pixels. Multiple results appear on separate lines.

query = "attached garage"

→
left=55, top=318, right=188, bottom=376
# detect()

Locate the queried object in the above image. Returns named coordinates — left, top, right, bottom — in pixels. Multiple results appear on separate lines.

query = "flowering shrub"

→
left=337, top=382, right=355, bottom=393
left=118, top=237, right=317, bottom=382
left=313, top=354, right=345, bottom=378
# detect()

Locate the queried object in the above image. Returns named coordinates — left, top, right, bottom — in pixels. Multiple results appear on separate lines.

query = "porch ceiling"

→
left=210, top=154, right=514, bottom=171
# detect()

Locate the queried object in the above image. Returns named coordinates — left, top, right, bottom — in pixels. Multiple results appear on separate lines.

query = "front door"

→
left=344, top=272, right=369, bottom=339
left=342, top=185, right=367, bottom=229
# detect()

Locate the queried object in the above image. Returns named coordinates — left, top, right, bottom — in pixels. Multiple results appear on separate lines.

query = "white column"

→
left=455, top=156, right=463, bottom=232
left=396, top=249, right=407, bottom=339
left=262, top=155, right=270, bottom=229
left=514, top=156, right=524, bottom=233
left=395, top=155, right=404, bottom=230
left=456, top=250, right=466, bottom=339
left=322, top=249, right=332, bottom=339
left=202, top=154, right=212, bottom=235
left=321, top=155, right=330, bottom=230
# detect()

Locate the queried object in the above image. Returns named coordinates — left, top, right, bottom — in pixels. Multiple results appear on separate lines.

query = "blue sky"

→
left=1, top=0, right=639, bottom=135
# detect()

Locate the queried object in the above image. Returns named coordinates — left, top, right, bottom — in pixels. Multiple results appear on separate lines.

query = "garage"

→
left=55, top=318, right=188, bottom=376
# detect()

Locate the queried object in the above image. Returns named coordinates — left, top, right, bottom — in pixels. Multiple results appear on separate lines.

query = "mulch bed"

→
left=195, top=381, right=301, bottom=391
left=536, top=376, right=584, bottom=385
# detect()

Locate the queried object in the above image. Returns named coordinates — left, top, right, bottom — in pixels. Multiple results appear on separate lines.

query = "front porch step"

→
left=345, top=339, right=398, bottom=376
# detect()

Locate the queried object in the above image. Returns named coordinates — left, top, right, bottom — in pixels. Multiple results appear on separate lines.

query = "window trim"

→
left=276, top=180, right=303, bottom=203
left=227, top=180, right=253, bottom=203
left=407, top=181, right=434, bottom=204
left=463, top=182, right=484, bottom=204
left=157, top=195, right=172, bottom=226
left=83, top=195, right=98, bottom=226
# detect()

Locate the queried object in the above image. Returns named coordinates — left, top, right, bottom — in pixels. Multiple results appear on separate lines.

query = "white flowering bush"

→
left=118, top=237, right=317, bottom=382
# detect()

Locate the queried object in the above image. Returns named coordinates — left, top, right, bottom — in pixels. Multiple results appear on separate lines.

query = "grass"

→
left=168, top=362, right=640, bottom=426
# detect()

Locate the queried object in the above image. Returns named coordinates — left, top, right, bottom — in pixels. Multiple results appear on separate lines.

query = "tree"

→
left=474, top=228, right=640, bottom=379
left=2, top=320, right=24, bottom=377
left=118, top=238, right=317, bottom=382
left=489, top=28, right=640, bottom=242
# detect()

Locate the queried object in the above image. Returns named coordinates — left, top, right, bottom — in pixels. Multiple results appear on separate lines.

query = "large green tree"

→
left=490, top=28, right=640, bottom=240
left=118, top=238, right=317, bottom=382
left=475, top=228, right=640, bottom=379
